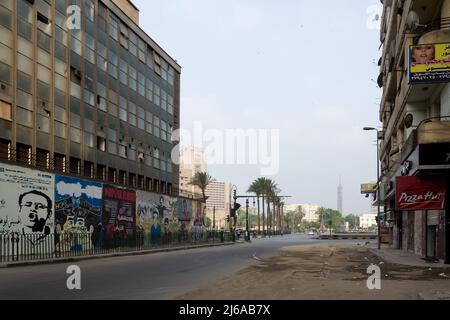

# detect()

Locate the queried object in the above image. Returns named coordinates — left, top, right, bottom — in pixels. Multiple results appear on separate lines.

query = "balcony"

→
left=418, top=119, right=450, bottom=144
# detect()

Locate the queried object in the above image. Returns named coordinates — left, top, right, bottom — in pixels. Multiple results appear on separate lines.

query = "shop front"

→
left=396, top=175, right=447, bottom=262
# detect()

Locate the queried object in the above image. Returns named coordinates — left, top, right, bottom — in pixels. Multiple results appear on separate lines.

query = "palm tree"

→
left=189, top=172, right=213, bottom=202
left=263, top=179, right=278, bottom=235
left=247, top=178, right=265, bottom=234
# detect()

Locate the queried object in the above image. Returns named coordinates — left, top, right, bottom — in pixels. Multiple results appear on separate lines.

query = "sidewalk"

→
left=367, top=243, right=450, bottom=269
left=0, top=241, right=241, bottom=268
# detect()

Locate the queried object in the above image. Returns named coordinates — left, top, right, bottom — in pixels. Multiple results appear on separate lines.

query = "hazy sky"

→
left=133, top=0, right=382, bottom=215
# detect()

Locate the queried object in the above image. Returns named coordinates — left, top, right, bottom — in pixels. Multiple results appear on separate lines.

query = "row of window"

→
left=0, top=139, right=174, bottom=194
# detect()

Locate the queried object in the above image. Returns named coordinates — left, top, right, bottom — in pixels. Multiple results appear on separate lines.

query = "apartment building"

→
left=205, top=180, right=232, bottom=229
left=378, top=0, right=450, bottom=262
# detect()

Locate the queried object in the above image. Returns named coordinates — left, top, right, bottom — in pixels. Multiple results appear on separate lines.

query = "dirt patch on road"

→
left=174, top=244, right=450, bottom=300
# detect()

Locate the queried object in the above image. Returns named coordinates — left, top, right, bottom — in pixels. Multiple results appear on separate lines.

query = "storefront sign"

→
left=396, top=176, right=446, bottom=211
left=419, top=143, right=450, bottom=166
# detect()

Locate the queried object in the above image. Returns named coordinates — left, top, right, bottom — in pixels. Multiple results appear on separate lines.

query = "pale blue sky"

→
left=133, top=0, right=382, bottom=215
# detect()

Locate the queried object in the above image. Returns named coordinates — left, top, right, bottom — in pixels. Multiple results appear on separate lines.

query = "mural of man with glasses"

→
left=18, top=190, right=53, bottom=244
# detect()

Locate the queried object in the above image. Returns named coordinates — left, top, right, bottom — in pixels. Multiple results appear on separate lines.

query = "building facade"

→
left=378, top=0, right=450, bottom=263
left=179, top=146, right=206, bottom=199
left=205, top=180, right=231, bottom=229
left=284, top=204, right=320, bottom=223
left=0, top=0, right=180, bottom=195
left=360, top=214, right=377, bottom=230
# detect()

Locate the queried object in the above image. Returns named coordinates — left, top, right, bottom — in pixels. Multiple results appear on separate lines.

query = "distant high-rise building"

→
left=179, top=146, right=206, bottom=198
left=205, top=181, right=232, bottom=229
left=337, top=177, right=343, bottom=214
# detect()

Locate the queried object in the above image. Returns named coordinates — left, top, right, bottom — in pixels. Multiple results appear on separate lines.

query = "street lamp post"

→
left=364, top=127, right=382, bottom=250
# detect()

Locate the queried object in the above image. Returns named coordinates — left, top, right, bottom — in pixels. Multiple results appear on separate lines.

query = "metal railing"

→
left=0, top=231, right=233, bottom=263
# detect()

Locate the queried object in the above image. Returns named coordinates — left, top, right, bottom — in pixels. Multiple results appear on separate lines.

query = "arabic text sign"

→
left=361, top=183, right=377, bottom=194
left=409, top=43, right=450, bottom=84
left=396, top=176, right=446, bottom=211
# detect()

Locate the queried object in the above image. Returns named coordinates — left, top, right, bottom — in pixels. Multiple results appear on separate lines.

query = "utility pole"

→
left=213, top=206, right=215, bottom=231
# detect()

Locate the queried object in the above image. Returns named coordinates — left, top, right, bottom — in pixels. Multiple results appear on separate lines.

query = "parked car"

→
left=307, top=231, right=315, bottom=236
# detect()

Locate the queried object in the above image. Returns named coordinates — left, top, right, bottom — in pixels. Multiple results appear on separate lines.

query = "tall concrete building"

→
left=179, top=146, right=206, bottom=199
left=378, top=0, right=450, bottom=263
left=337, top=177, right=343, bottom=214
left=205, top=180, right=232, bottom=229
left=0, top=0, right=180, bottom=194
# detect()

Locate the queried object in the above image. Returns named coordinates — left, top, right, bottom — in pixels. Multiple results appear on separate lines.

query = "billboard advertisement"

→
left=0, top=163, right=54, bottom=250
left=361, top=183, right=377, bottom=194
left=409, top=43, right=450, bottom=84
left=103, top=185, right=136, bottom=244
left=396, top=176, right=446, bottom=211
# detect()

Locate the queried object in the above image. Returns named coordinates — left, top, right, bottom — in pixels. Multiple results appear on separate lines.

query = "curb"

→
left=0, top=241, right=241, bottom=268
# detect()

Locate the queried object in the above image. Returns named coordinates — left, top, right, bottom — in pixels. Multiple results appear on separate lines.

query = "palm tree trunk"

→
left=267, top=198, right=271, bottom=235
left=257, top=195, right=260, bottom=234
left=272, top=201, right=276, bottom=234
left=262, top=195, right=265, bottom=235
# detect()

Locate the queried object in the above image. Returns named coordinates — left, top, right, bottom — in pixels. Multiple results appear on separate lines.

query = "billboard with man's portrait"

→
left=0, top=163, right=55, bottom=253
left=409, top=43, right=450, bottom=84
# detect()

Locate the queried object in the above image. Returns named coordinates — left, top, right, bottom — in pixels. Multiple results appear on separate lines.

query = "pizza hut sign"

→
left=396, top=176, right=446, bottom=211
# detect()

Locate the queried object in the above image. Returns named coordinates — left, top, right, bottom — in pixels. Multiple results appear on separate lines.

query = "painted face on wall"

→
left=18, top=191, right=52, bottom=233
left=413, top=45, right=434, bottom=64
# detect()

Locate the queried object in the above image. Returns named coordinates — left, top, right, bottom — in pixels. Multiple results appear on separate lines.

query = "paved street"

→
left=0, top=234, right=358, bottom=300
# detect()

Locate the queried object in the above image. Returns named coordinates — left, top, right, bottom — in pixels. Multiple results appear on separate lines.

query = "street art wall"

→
left=137, top=192, right=177, bottom=245
left=0, top=163, right=55, bottom=253
left=193, top=201, right=205, bottom=227
left=54, top=176, right=103, bottom=251
left=0, top=162, right=207, bottom=255
left=103, top=185, right=136, bottom=244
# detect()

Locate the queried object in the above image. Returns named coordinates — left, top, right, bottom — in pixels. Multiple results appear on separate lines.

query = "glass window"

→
left=109, top=128, right=117, bottom=141
left=55, top=105, right=68, bottom=123
left=0, top=6, right=12, bottom=29
left=37, top=114, right=50, bottom=133
left=18, top=0, right=33, bottom=23
left=17, top=53, right=33, bottom=74
left=0, top=100, right=12, bottom=121
left=55, top=121, right=67, bottom=138
left=71, top=127, right=81, bottom=143
left=16, top=107, right=33, bottom=127
left=37, top=30, right=51, bottom=52
left=17, top=71, right=31, bottom=92
left=17, top=18, right=32, bottom=41
left=84, top=132, right=95, bottom=148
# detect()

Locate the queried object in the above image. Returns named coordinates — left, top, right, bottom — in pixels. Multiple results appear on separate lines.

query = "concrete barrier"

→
left=318, top=234, right=377, bottom=240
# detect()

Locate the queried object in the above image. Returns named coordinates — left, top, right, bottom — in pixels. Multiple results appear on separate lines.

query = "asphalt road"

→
left=0, top=234, right=362, bottom=300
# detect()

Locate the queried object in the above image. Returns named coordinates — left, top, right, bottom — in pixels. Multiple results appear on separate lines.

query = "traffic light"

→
left=226, top=215, right=230, bottom=223
left=230, top=202, right=241, bottom=218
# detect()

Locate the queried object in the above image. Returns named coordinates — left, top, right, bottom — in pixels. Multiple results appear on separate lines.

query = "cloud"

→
left=56, top=181, right=102, bottom=200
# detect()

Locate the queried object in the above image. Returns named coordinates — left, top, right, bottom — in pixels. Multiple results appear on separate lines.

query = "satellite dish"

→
left=406, top=10, right=420, bottom=30
left=404, top=113, right=414, bottom=129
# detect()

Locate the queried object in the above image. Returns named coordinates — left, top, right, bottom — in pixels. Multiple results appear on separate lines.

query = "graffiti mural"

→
left=193, top=201, right=205, bottom=227
left=0, top=163, right=54, bottom=252
left=174, top=198, right=192, bottom=222
left=103, top=185, right=136, bottom=245
left=55, top=176, right=102, bottom=251
left=136, top=191, right=177, bottom=245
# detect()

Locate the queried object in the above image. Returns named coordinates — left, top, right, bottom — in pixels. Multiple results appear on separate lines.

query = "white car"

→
left=307, top=231, right=315, bottom=236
